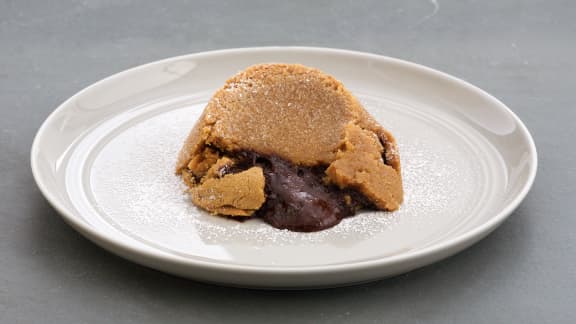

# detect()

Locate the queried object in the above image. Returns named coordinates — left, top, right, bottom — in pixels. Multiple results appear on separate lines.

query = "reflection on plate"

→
left=31, top=47, right=537, bottom=288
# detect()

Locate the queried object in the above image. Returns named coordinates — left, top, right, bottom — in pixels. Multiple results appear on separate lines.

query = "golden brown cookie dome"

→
left=176, top=64, right=403, bottom=231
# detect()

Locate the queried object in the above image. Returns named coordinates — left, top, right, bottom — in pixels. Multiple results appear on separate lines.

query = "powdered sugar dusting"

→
left=87, top=96, right=496, bottom=265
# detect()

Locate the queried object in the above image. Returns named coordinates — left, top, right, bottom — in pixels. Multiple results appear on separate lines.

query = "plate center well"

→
left=64, top=93, right=507, bottom=267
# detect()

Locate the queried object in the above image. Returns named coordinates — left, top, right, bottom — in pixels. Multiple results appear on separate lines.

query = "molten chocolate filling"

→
left=226, top=152, right=374, bottom=232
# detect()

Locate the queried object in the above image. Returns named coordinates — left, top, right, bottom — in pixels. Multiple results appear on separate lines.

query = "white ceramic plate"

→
left=31, top=47, right=537, bottom=288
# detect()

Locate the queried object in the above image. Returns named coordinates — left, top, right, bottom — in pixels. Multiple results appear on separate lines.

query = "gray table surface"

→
left=1, top=0, right=575, bottom=323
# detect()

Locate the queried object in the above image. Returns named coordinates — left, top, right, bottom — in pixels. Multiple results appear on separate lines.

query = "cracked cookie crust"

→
left=176, top=63, right=403, bottom=232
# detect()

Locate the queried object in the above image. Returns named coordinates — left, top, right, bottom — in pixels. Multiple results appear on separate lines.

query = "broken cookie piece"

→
left=176, top=63, right=403, bottom=232
left=190, top=166, right=266, bottom=216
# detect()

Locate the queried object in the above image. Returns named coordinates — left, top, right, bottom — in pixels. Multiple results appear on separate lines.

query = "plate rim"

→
left=30, top=46, right=538, bottom=277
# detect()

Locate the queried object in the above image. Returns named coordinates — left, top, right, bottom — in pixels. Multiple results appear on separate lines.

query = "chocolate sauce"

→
left=228, top=151, right=373, bottom=232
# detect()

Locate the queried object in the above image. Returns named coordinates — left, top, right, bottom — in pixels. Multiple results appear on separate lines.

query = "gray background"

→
left=1, top=0, right=574, bottom=323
